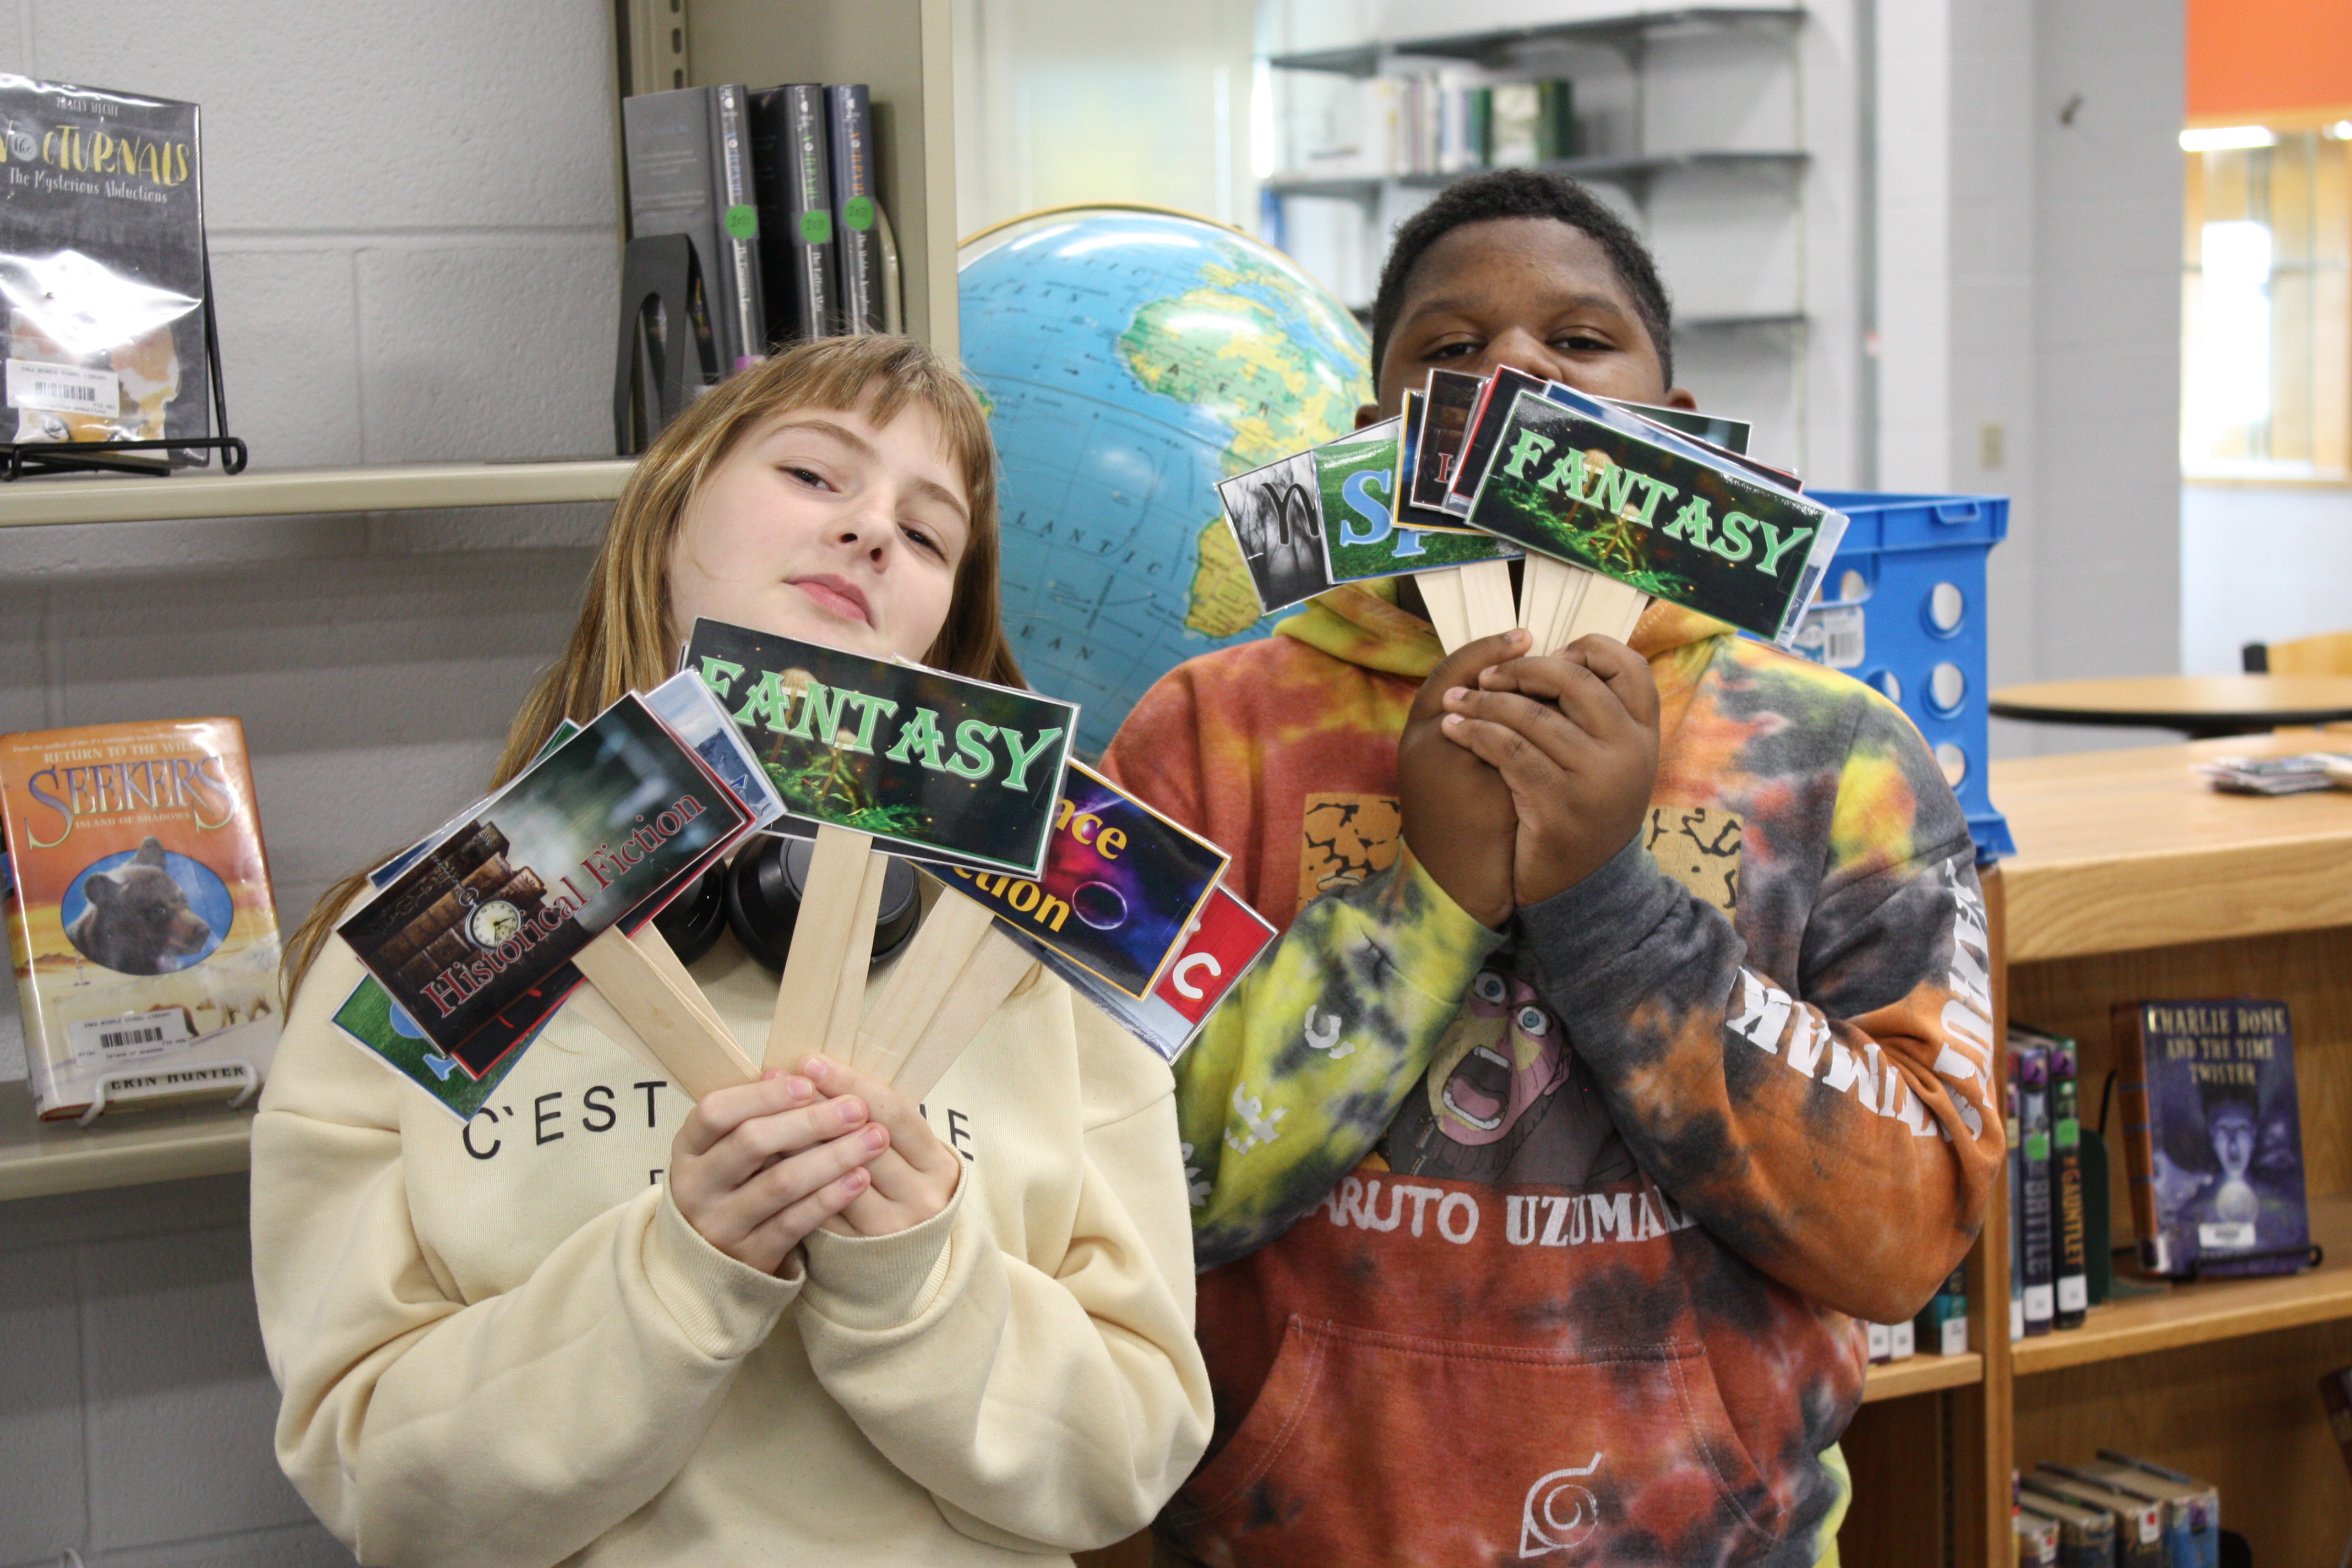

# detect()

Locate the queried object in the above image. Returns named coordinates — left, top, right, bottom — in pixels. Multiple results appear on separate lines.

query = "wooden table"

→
left=1989, top=674, right=2352, bottom=739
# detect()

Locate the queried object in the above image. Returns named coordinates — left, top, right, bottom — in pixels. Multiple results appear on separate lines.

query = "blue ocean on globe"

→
left=959, top=207, right=1371, bottom=755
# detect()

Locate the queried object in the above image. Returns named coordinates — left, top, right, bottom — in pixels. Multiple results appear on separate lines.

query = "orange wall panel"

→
left=2189, top=0, right=2352, bottom=120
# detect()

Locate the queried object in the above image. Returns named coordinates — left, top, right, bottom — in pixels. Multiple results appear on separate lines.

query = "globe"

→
left=959, top=206, right=1373, bottom=756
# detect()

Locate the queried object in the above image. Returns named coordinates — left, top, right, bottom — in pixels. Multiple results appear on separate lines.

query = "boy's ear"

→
left=1354, top=401, right=1381, bottom=429
left=1662, top=386, right=1700, bottom=412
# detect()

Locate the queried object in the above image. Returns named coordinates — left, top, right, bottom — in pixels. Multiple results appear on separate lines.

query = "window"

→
left=2181, top=119, right=2352, bottom=478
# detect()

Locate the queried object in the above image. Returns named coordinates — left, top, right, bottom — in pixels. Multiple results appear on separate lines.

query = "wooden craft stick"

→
left=1565, top=574, right=1650, bottom=644
left=1518, top=554, right=1589, bottom=652
left=575, top=925, right=758, bottom=1100
left=1415, top=567, right=1472, bottom=652
left=627, top=923, right=730, bottom=1040
left=765, top=824, right=879, bottom=1071
left=887, top=927, right=1036, bottom=1104
left=853, top=888, right=998, bottom=1080
left=1457, top=558, right=1516, bottom=640
left=1417, top=558, right=1520, bottom=654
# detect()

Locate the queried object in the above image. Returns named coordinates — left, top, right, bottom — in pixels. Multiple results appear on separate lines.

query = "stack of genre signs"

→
left=1217, top=367, right=1842, bottom=655
left=333, top=621, right=1276, bottom=1122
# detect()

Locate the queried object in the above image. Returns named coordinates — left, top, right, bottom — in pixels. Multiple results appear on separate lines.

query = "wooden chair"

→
left=2242, top=629, right=2352, bottom=675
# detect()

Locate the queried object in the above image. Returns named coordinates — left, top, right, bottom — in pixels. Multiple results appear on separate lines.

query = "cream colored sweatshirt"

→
left=251, top=925, right=1212, bottom=1568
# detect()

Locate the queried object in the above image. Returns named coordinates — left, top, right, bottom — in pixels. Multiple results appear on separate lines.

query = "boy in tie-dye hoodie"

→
left=1101, top=170, right=2002, bottom=1566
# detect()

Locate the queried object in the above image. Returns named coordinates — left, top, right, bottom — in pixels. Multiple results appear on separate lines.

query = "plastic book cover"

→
left=0, top=718, right=280, bottom=1118
left=2007, top=1065, right=2024, bottom=1341
left=684, top=618, right=1076, bottom=880
left=1216, top=447, right=1330, bottom=614
left=2016, top=1494, right=2115, bottom=1568
left=750, top=84, right=836, bottom=342
left=1461, top=387, right=1844, bottom=644
left=337, top=694, right=752, bottom=1076
left=2016, top=1035, right=2055, bottom=1334
left=2048, top=1030, right=2090, bottom=1326
left=2114, top=998, right=2310, bottom=1279
left=622, top=86, right=759, bottom=375
left=827, top=84, right=884, bottom=334
left=941, top=761, right=1226, bottom=999
left=0, top=75, right=211, bottom=458
left=2023, top=1474, right=2162, bottom=1568
left=2068, top=1456, right=2217, bottom=1568
left=1314, top=417, right=1517, bottom=585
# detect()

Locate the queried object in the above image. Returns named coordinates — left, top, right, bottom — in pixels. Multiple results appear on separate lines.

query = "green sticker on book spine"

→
left=801, top=209, right=833, bottom=245
left=844, top=195, right=875, bottom=230
left=724, top=203, right=758, bottom=239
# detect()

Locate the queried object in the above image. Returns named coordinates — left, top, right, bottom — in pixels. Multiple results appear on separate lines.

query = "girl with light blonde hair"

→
left=255, top=335, right=1210, bottom=1568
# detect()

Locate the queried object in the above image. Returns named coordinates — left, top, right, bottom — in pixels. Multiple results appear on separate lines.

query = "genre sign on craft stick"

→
left=1010, top=880, right=1277, bottom=1064
left=337, top=693, right=756, bottom=1080
left=1312, top=416, right=1520, bottom=655
left=1462, top=386, right=1845, bottom=646
left=1393, top=388, right=1481, bottom=533
left=1409, top=368, right=1483, bottom=516
left=944, top=761, right=1229, bottom=999
left=685, top=618, right=1076, bottom=1074
left=685, top=618, right=1075, bottom=881
left=1217, top=449, right=1332, bottom=616
left=859, top=760, right=1235, bottom=1103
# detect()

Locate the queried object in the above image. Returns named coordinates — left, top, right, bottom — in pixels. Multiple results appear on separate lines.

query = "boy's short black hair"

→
left=1368, top=168, right=1676, bottom=390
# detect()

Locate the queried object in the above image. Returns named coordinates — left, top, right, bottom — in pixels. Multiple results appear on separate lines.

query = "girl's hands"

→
left=801, top=1055, right=963, bottom=1239
left=669, top=1070, right=886, bottom=1275
left=667, top=1055, right=963, bottom=1276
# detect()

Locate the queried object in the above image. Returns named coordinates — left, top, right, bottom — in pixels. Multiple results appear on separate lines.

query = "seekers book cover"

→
left=0, top=718, right=280, bottom=1118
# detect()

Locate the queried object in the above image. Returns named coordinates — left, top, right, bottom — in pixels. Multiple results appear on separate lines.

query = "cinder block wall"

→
left=0, top=3, right=622, bottom=1561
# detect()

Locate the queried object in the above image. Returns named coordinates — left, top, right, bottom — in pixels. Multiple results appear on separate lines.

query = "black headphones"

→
left=652, top=836, right=924, bottom=972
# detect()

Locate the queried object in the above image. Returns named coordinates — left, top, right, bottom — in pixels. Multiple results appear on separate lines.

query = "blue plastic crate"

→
left=1792, top=491, right=2012, bottom=863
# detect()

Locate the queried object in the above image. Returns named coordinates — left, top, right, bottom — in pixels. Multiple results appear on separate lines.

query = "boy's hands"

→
left=1409, top=634, right=1662, bottom=919
left=1398, top=629, right=1532, bottom=928
left=668, top=1056, right=961, bottom=1277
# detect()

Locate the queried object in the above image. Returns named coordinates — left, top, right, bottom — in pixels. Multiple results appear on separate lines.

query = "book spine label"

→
left=829, top=84, right=884, bottom=333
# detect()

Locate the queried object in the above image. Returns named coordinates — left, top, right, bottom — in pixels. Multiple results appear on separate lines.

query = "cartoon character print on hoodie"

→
left=1102, top=582, right=2001, bottom=1568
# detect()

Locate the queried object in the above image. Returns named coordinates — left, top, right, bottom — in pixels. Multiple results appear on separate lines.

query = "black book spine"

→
left=2051, top=1036, right=2089, bottom=1327
left=828, top=84, right=885, bottom=334
left=709, top=84, right=765, bottom=369
left=2017, top=1037, right=2056, bottom=1335
left=749, top=85, right=837, bottom=342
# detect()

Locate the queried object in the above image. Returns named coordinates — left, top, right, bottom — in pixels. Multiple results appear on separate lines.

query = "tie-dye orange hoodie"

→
left=1099, top=582, right=2001, bottom=1567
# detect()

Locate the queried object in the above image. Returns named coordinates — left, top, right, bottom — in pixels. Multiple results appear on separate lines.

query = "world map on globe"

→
left=959, top=207, right=1372, bottom=755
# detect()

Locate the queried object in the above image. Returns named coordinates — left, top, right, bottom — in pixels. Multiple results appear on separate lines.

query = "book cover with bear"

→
left=0, top=717, right=280, bottom=1119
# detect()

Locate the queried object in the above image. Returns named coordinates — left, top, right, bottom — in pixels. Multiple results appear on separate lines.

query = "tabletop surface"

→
left=1989, top=728, right=2352, bottom=959
left=1990, top=674, right=2352, bottom=723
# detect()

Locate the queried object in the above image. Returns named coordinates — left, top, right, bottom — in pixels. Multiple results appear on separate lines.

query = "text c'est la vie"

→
left=695, top=658, right=1061, bottom=791
left=458, top=1081, right=981, bottom=1166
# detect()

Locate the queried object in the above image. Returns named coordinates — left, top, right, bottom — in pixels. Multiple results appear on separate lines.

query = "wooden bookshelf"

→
left=1985, top=732, right=2352, bottom=1568
left=0, top=1081, right=252, bottom=1202
left=2013, top=1194, right=2352, bottom=1376
left=0, top=460, right=634, bottom=527
left=1859, top=1351, right=1985, bottom=1403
